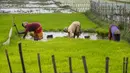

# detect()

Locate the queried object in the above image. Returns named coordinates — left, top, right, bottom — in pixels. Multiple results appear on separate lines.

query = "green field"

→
left=0, top=13, right=130, bottom=73
left=0, top=13, right=97, bottom=43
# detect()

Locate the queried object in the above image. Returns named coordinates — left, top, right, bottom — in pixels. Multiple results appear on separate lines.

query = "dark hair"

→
left=114, top=34, right=120, bottom=41
left=63, top=27, right=68, bottom=32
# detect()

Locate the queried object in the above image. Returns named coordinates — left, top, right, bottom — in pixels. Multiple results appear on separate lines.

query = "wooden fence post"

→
left=82, top=56, right=88, bottom=73
left=37, top=53, right=42, bottom=73
left=123, top=57, right=126, bottom=73
left=52, top=55, right=57, bottom=73
left=18, top=43, right=26, bottom=73
left=69, top=57, right=73, bottom=73
left=105, top=57, right=109, bottom=73
left=125, top=57, right=128, bottom=73
left=5, top=49, right=12, bottom=73
left=123, top=57, right=129, bottom=73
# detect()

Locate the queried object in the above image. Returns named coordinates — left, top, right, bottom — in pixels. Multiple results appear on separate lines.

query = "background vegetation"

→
left=0, top=13, right=130, bottom=73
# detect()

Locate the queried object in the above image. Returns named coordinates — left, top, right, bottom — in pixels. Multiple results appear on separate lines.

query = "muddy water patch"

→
left=25, top=32, right=98, bottom=41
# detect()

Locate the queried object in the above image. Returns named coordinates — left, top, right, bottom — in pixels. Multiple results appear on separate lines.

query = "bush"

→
left=96, top=28, right=108, bottom=38
left=84, top=28, right=96, bottom=33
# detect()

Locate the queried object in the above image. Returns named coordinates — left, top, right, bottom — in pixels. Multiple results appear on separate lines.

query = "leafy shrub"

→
left=96, top=28, right=108, bottom=37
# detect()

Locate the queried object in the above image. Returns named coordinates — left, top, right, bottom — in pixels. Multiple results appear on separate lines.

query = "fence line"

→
left=5, top=43, right=129, bottom=73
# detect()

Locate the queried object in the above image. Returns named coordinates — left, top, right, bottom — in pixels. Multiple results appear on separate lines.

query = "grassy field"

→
left=1, top=38, right=130, bottom=73
left=0, top=13, right=97, bottom=44
left=0, top=13, right=130, bottom=73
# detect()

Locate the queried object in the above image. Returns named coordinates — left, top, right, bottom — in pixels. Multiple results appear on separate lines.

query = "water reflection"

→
left=25, top=32, right=98, bottom=41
